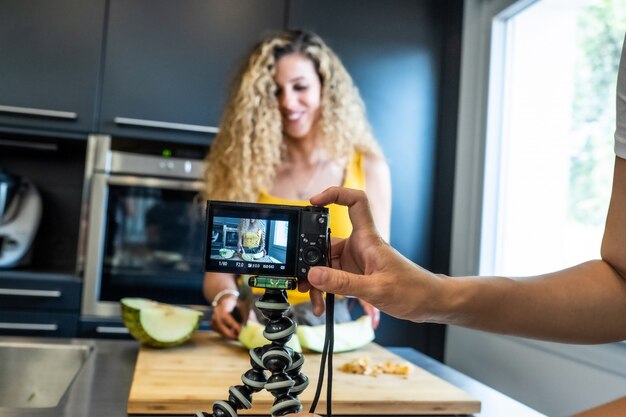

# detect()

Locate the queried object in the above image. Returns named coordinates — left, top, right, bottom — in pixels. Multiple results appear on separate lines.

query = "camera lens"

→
left=302, top=246, right=322, bottom=265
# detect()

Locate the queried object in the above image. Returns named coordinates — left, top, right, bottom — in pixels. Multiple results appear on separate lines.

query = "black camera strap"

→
left=309, top=230, right=334, bottom=417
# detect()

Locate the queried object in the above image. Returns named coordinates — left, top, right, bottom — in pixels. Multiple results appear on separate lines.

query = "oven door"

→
left=82, top=174, right=206, bottom=317
left=223, top=226, right=239, bottom=248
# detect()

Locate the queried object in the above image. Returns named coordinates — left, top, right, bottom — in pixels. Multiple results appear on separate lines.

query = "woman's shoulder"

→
left=359, top=152, right=389, bottom=177
left=361, top=152, right=391, bottom=196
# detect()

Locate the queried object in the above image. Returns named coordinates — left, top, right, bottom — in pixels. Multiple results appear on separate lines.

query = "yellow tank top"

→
left=242, top=229, right=262, bottom=248
left=254, top=152, right=366, bottom=304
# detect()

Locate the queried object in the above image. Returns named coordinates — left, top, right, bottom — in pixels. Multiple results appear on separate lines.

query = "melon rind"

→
left=121, top=297, right=202, bottom=348
left=296, top=315, right=374, bottom=353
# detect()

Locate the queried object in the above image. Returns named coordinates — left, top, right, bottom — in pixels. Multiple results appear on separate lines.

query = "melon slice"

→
left=238, top=321, right=302, bottom=352
left=121, top=298, right=202, bottom=348
left=296, top=315, right=375, bottom=353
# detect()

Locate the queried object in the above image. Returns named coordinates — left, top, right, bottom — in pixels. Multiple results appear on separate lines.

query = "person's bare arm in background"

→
left=203, top=272, right=240, bottom=340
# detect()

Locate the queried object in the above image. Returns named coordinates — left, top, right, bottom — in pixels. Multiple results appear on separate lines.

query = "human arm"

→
left=203, top=272, right=241, bottom=340
left=305, top=183, right=626, bottom=344
left=363, top=153, right=391, bottom=242
left=259, top=223, right=267, bottom=256
left=237, top=223, right=245, bottom=254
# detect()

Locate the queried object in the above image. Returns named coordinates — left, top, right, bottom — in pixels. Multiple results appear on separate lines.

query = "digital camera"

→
left=203, top=201, right=329, bottom=281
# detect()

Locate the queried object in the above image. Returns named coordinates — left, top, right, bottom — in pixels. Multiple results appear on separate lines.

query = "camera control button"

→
left=302, top=246, right=322, bottom=265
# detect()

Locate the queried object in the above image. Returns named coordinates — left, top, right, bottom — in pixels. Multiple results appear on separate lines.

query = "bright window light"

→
left=273, top=220, right=288, bottom=248
left=480, top=0, right=625, bottom=276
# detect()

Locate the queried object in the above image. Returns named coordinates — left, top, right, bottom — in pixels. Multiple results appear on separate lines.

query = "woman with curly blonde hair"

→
left=204, top=29, right=391, bottom=340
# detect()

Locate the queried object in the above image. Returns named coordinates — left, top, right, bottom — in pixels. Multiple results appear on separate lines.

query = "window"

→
left=479, top=0, right=625, bottom=276
left=273, top=220, right=288, bottom=248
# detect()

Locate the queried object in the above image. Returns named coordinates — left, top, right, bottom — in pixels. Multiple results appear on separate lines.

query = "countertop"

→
left=0, top=334, right=547, bottom=417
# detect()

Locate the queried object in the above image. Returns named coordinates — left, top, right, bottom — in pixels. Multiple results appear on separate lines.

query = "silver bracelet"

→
left=211, top=289, right=240, bottom=308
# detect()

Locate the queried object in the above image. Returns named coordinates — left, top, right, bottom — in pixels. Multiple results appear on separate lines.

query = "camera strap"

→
left=309, top=230, right=334, bottom=417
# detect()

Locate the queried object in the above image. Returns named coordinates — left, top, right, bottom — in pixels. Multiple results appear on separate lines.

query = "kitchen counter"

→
left=0, top=334, right=547, bottom=417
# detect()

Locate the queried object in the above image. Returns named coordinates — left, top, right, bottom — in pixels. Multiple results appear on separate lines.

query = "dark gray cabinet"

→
left=99, top=0, right=286, bottom=144
left=0, top=0, right=106, bottom=134
left=0, top=273, right=81, bottom=337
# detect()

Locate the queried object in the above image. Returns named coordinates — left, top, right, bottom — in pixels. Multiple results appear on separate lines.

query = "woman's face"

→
left=274, top=53, right=322, bottom=141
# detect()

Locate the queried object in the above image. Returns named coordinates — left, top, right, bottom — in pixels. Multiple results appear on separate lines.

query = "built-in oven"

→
left=80, top=135, right=208, bottom=319
left=223, top=225, right=239, bottom=248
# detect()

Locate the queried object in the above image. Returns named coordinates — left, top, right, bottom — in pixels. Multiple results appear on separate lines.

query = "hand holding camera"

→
left=304, top=187, right=445, bottom=324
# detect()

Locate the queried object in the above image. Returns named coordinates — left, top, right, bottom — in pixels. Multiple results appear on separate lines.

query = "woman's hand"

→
left=211, top=294, right=241, bottom=340
left=358, top=299, right=380, bottom=329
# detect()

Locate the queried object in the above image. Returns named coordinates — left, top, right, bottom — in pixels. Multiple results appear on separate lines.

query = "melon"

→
left=219, top=248, right=234, bottom=258
left=296, top=315, right=375, bottom=353
left=238, top=321, right=302, bottom=352
left=121, top=298, right=202, bottom=348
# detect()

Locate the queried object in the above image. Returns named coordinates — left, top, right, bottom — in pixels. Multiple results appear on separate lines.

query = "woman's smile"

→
left=274, top=53, right=322, bottom=141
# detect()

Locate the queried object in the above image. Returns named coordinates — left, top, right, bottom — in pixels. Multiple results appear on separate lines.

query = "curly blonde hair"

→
left=203, top=29, right=382, bottom=202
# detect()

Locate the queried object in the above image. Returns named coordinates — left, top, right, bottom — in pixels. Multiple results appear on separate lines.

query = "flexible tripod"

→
left=200, top=278, right=309, bottom=417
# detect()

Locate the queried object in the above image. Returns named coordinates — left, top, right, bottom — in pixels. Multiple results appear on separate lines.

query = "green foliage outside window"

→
left=570, top=0, right=626, bottom=225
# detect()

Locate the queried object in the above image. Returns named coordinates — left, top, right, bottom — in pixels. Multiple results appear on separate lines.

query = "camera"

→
left=203, top=201, right=329, bottom=281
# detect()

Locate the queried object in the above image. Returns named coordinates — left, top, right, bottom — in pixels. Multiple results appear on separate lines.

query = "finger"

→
left=371, top=312, right=380, bottom=330
left=307, top=266, right=368, bottom=299
left=360, top=300, right=381, bottom=330
left=221, top=313, right=241, bottom=339
left=297, top=279, right=312, bottom=293
left=308, top=287, right=326, bottom=316
left=310, top=187, right=377, bottom=232
left=215, top=319, right=237, bottom=340
left=329, top=237, right=345, bottom=262
left=212, top=318, right=235, bottom=340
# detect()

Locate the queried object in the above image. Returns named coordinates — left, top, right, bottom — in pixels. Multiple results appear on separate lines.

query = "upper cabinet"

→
left=0, top=0, right=106, bottom=134
left=98, top=0, right=286, bottom=144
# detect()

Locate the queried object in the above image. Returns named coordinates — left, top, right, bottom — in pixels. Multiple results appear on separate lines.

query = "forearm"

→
left=442, top=260, right=626, bottom=343
left=601, top=157, right=626, bottom=280
left=203, top=272, right=238, bottom=303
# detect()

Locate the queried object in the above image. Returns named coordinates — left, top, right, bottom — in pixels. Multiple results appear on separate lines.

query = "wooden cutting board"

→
left=127, top=332, right=480, bottom=415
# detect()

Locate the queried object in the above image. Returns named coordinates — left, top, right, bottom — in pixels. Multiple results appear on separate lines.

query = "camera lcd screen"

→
left=204, top=202, right=300, bottom=277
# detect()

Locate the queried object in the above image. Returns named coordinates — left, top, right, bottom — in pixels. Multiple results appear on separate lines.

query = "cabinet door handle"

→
left=114, top=116, right=219, bottom=134
left=0, top=322, right=58, bottom=331
left=0, top=288, right=62, bottom=298
left=95, top=326, right=129, bottom=334
left=0, top=104, right=77, bottom=120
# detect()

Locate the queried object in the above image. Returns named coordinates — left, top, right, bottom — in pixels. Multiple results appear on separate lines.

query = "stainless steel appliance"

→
left=222, top=225, right=239, bottom=248
left=0, top=169, right=42, bottom=268
left=80, top=135, right=207, bottom=318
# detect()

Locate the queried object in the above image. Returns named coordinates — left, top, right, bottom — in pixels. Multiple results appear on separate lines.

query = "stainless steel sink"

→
left=0, top=341, right=93, bottom=408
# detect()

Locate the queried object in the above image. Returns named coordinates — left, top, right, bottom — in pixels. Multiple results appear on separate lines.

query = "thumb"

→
left=308, top=266, right=366, bottom=299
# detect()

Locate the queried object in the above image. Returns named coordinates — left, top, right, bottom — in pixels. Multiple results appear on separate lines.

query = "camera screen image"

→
left=204, top=202, right=301, bottom=277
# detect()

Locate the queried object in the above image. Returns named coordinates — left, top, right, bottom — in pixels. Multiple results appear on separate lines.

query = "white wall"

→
left=446, top=327, right=626, bottom=416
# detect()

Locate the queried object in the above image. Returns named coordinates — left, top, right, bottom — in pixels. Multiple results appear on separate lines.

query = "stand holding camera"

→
left=202, top=202, right=335, bottom=417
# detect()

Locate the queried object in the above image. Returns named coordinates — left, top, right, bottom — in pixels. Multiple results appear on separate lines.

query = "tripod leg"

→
left=202, top=288, right=308, bottom=417
left=257, top=289, right=304, bottom=416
